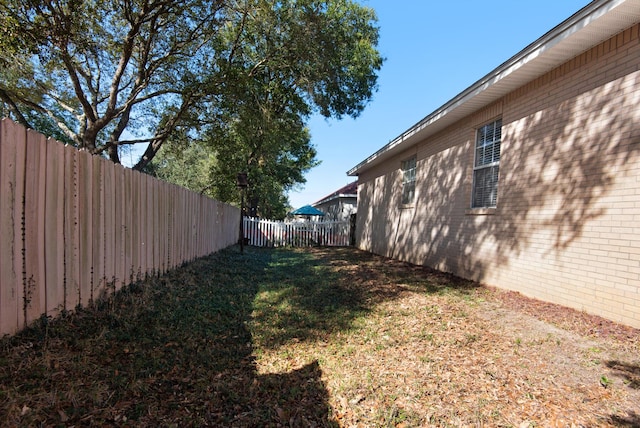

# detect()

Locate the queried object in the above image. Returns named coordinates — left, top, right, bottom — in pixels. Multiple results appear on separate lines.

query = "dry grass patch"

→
left=252, top=247, right=640, bottom=427
left=1, top=246, right=639, bottom=427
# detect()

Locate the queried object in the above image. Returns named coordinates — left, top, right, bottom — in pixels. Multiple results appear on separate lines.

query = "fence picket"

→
left=64, top=144, right=80, bottom=309
left=77, top=149, right=93, bottom=306
left=92, top=154, right=105, bottom=301
left=0, top=120, right=26, bottom=335
left=124, top=167, right=134, bottom=283
left=144, top=173, right=153, bottom=277
left=0, top=119, right=240, bottom=336
left=242, top=217, right=351, bottom=248
left=45, top=139, right=65, bottom=316
left=114, top=164, right=125, bottom=292
left=24, top=129, right=47, bottom=324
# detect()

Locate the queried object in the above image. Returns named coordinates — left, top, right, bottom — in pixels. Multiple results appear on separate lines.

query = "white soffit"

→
left=348, top=0, right=640, bottom=176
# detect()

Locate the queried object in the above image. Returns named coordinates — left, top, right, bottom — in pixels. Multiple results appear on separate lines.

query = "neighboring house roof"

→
left=313, top=181, right=358, bottom=206
left=347, top=0, right=640, bottom=176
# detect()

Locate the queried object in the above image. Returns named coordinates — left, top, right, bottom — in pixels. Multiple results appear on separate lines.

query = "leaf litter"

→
left=0, top=246, right=638, bottom=427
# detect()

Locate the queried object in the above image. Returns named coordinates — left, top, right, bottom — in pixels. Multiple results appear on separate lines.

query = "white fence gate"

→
left=243, top=217, right=351, bottom=247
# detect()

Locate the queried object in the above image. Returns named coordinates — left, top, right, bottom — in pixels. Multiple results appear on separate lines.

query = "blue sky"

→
left=287, top=0, right=590, bottom=209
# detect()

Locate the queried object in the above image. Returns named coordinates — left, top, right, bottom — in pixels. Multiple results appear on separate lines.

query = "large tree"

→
left=0, top=0, right=229, bottom=167
left=152, top=0, right=382, bottom=215
left=1, top=0, right=382, bottom=209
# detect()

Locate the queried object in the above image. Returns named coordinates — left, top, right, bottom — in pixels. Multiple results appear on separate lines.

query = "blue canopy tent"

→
left=290, top=205, right=325, bottom=218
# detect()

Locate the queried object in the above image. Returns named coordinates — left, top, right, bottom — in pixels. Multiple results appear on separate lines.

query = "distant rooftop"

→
left=314, top=181, right=358, bottom=206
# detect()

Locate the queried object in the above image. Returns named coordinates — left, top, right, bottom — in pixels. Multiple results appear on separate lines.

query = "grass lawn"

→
left=1, top=246, right=639, bottom=427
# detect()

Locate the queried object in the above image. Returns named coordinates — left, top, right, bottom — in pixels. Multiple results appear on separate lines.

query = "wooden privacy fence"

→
left=0, top=119, right=240, bottom=336
left=244, top=217, right=351, bottom=247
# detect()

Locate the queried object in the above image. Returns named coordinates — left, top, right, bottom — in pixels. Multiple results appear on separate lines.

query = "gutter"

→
left=347, top=0, right=639, bottom=176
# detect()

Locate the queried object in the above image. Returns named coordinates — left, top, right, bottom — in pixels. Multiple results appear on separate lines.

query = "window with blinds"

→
left=401, top=155, right=416, bottom=205
left=472, top=119, right=501, bottom=208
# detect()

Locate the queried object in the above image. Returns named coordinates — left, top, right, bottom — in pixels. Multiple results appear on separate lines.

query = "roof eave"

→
left=347, top=0, right=640, bottom=177
left=313, top=193, right=358, bottom=206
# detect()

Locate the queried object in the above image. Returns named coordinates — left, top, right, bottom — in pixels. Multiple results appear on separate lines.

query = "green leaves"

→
left=2, top=0, right=382, bottom=211
left=0, top=0, right=229, bottom=157
left=197, top=0, right=381, bottom=216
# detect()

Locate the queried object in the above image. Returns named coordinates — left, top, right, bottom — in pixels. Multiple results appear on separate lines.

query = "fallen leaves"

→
left=0, top=246, right=639, bottom=427
left=255, top=248, right=640, bottom=427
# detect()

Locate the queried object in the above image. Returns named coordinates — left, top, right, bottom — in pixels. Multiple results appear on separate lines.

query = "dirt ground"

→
left=471, top=288, right=640, bottom=427
left=266, top=248, right=640, bottom=427
left=306, top=281, right=640, bottom=427
left=1, top=246, right=639, bottom=427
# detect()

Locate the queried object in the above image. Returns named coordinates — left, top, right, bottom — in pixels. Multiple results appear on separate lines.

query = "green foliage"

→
left=600, top=375, right=613, bottom=388
left=145, top=138, right=218, bottom=196
left=147, top=0, right=382, bottom=216
left=203, top=106, right=319, bottom=219
left=1, top=0, right=382, bottom=212
left=0, top=0, right=231, bottom=161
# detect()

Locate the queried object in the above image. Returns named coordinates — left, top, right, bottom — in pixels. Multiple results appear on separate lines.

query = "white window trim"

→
left=471, top=118, right=502, bottom=209
left=401, top=155, right=417, bottom=206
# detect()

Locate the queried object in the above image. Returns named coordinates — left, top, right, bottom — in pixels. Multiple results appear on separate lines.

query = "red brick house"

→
left=348, top=0, right=640, bottom=328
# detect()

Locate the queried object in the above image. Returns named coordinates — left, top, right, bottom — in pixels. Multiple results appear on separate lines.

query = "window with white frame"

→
left=472, top=119, right=501, bottom=208
left=401, top=155, right=416, bottom=205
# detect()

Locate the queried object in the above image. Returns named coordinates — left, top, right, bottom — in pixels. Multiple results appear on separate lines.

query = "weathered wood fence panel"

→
left=243, top=217, right=351, bottom=247
left=0, top=119, right=240, bottom=336
left=0, top=120, right=26, bottom=333
left=64, top=144, right=80, bottom=309
left=24, top=129, right=46, bottom=325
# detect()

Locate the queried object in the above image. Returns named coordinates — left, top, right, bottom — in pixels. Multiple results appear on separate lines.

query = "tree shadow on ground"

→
left=609, top=411, right=640, bottom=428
left=606, top=360, right=640, bottom=389
left=249, top=245, right=480, bottom=349
left=0, top=247, right=338, bottom=426
left=1, top=245, right=481, bottom=426
left=603, top=360, right=640, bottom=426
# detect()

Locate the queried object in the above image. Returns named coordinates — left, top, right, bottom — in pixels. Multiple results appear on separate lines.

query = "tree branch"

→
left=227, top=5, right=249, bottom=65
left=0, top=89, right=32, bottom=128
left=107, top=4, right=145, bottom=119
left=132, top=91, right=197, bottom=171
left=59, top=51, right=97, bottom=125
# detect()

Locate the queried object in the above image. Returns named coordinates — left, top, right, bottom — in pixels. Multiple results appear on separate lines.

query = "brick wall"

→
left=356, top=24, right=640, bottom=328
